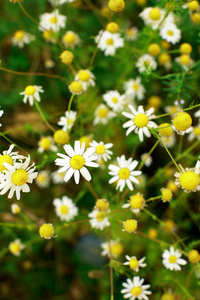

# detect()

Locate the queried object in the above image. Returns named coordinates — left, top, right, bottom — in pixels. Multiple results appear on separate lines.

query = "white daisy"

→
left=160, top=135, right=176, bottom=148
left=38, top=136, right=57, bottom=152
left=122, top=193, right=146, bottom=214
left=159, top=23, right=181, bottom=45
left=0, top=144, right=23, bottom=172
left=188, top=125, right=200, bottom=141
left=51, top=170, right=65, bottom=184
left=53, top=195, right=78, bottom=221
left=136, top=54, right=157, bottom=73
left=124, top=77, right=146, bottom=101
left=175, top=55, right=194, bottom=71
left=48, top=0, right=76, bottom=6
left=62, top=30, right=80, bottom=48
left=89, top=141, right=113, bottom=162
left=108, top=155, right=142, bottom=192
left=20, top=85, right=44, bottom=106
left=89, top=209, right=110, bottom=230
left=101, top=239, right=124, bottom=258
left=11, top=203, right=21, bottom=214
left=0, top=107, right=3, bottom=127
left=139, top=7, right=174, bottom=30
left=122, top=105, right=157, bottom=142
left=126, top=27, right=139, bottom=41
left=58, top=110, right=77, bottom=132
left=103, top=90, right=126, bottom=112
left=121, top=276, right=152, bottom=300
left=8, top=239, right=25, bottom=256
left=75, top=69, right=95, bottom=90
left=162, top=246, right=187, bottom=271
left=0, top=155, right=38, bottom=200
left=35, top=170, right=50, bottom=188
left=140, top=153, right=152, bottom=167
left=39, top=9, right=67, bottom=32
left=124, top=255, right=147, bottom=272
left=55, top=141, right=99, bottom=184
left=96, top=30, right=124, bottom=56
left=93, top=104, right=116, bottom=125
left=11, top=30, right=35, bottom=49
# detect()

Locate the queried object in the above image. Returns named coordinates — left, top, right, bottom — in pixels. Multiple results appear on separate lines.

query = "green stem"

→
left=146, top=195, right=162, bottom=203
left=34, top=100, right=55, bottom=132
left=18, top=3, right=39, bottom=26
left=174, top=279, right=195, bottom=300
left=139, top=139, right=159, bottom=170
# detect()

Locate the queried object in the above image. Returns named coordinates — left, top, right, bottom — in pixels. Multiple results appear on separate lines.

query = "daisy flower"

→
left=108, top=155, right=142, bottom=192
left=53, top=195, right=78, bottom=221
left=126, top=27, right=139, bottom=41
left=124, top=255, right=147, bottom=272
left=101, top=239, right=124, bottom=258
left=89, top=209, right=110, bottom=230
left=160, top=135, right=176, bottom=148
left=55, top=141, right=98, bottom=184
left=11, top=30, right=35, bottom=49
left=140, top=153, right=152, bottom=167
left=0, top=107, right=3, bottom=126
left=159, top=23, right=181, bottom=45
left=93, top=104, right=116, bottom=125
left=124, top=77, right=146, bottom=101
left=139, top=7, right=174, bottom=30
left=0, top=155, right=38, bottom=200
left=39, top=9, right=67, bottom=32
left=122, top=105, right=157, bottom=142
left=35, top=170, right=51, bottom=188
left=136, top=54, right=157, bottom=73
left=62, top=30, right=80, bottom=48
left=103, top=90, right=126, bottom=112
left=58, top=110, right=77, bottom=132
left=51, top=170, right=65, bottom=184
left=96, top=30, right=124, bottom=56
left=38, top=136, right=57, bottom=152
left=188, top=125, right=200, bottom=141
left=48, top=0, right=76, bottom=6
left=20, top=85, right=44, bottom=106
left=0, top=144, right=23, bottom=172
left=11, top=203, right=21, bottom=214
left=75, top=69, right=95, bottom=90
left=89, top=141, right=113, bottom=162
left=8, top=239, right=26, bottom=256
left=175, top=55, right=194, bottom=71
left=122, top=193, right=146, bottom=214
left=121, top=276, right=152, bottom=300
left=162, top=246, right=187, bottom=271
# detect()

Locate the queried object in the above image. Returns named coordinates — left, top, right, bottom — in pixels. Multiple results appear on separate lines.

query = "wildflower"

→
left=163, top=219, right=176, bottom=233
left=108, top=155, right=141, bottom=191
left=48, top=0, right=74, bottom=6
left=11, top=30, right=35, bottom=48
left=51, top=170, right=65, bottom=184
left=159, top=23, right=181, bottom=44
left=20, top=85, right=44, bottom=106
left=0, top=155, right=38, bottom=200
left=126, top=27, right=139, bottom=41
left=140, top=153, right=152, bottom=167
left=147, top=95, right=161, bottom=111
left=139, top=7, right=173, bottom=29
left=58, top=110, right=77, bottom=132
left=44, top=58, right=55, bottom=68
left=188, top=249, right=200, bottom=264
left=148, top=228, right=158, bottom=239
left=158, top=123, right=173, bottom=137
left=160, top=135, right=176, bottom=148
left=124, top=255, right=146, bottom=272
left=62, top=30, right=80, bottom=48
left=175, top=55, right=194, bottom=70
left=93, top=104, right=116, bottom=125
left=9, top=239, right=25, bottom=256
left=123, top=219, right=138, bottom=233
left=0, top=144, right=23, bottom=172
left=123, top=193, right=145, bottom=214
left=68, top=81, right=84, bottom=94
left=161, top=188, right=172, bottom=202
left=39, top=9, right=67, bottom=32
left=188, top=125, right=200, bottom=141
left=190, top=12, right=200, bottom=23
left=103, top=90, right=126, bottom=112
left=38, top=136, right=57, bottom=152
left=96, top=30, right=124, bottom=56
left=53, top=130, right=70, bottom=145
left=121, top=276, right=152, bottom=300
left=75, top=69, right=95, bottom=90
left=39, top=223, right=55, bottom=239
left=106, top=22, right=119, bottom=33
left=122, top=105, right=157, bottom=142
left=89, top=209, right=110, bottom=230
left=11, top=203, right=21, bottom=214
left=101, top=240, right=124, bottom=258
left=162, top=246, right=187, bottom=271
left=59, top=50, right=74, bottom=65
left=35, top=170, right=51, bottom=188
left=158, top=53, right=172, bottom=70
left=79, top=135, right=92, bottom=149
left=108, top=0, right=125, bottom=13
left=89, top=141, right=113, bottom=162
left=180, top=43, right=192, bottom=54
left=95, top=199, right=109, bottom=211
left=124, top=77, right=146, bottom=101
left=161, top=293, right=175, bottom=300
left=136, top=54, right=157, bottom=73
left=42, top=29, right=56, bottom=43
left=147, top=43, right=161, bottom=56
left=55, top=141, right=98, bottom=184
left=53, top=196, right=78, bottom=221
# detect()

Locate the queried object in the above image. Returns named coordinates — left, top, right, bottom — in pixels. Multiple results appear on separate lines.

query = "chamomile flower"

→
left=159, top=23, right=181, bottom=45
left=89, top=141, right=113, bottom=162
left=58, top=110, right=77, bottom=132
left=39, top=9, right=67, bottom=32
left=9, top=239, right=25, bottom=256
left=175, top=55, right=194, bottom=70
left=55, top=141, right=98, bottom=184
left=162, top=246, right=187, bottom=271
left=75, top=69, right=95, bottom=90
left=0, top=155, right=38, bottom=200
left=108, top=155, right=142, bottom=192
left=136, top=54, right=157, bottom=73
left=101, top=239, right=124, bottom=258
left=122, top=193, right=146, bottom=214
left=53, top=195, right=78, bottom=221
left=38, top=136, right=57, bottom=152
left=124, top=77, right=146, bottom=101
left=188, top=125, right=200, bottom=141
left=126, top=27, right=139, bottom=41
left=94, top=104, right=116, bottom=125
left=124, top=255, right=147, bottom=272
left=35, top=170, right=50, bottom=188
left=11, top=203, right=21, bottom=214
left=11, top=30, right=35, bottom=48
left=121, top=276, right=152, bottom=300
left=103, top=90, right=126, bottom=112
left=96, top=30, right=124, bottom=56
left=140, top=153, right=152, bottom=167
left=62, top=30, right=80, bottom=48
left=89, top=209, right=110, bottom=230
left=51, top=170, right=65, bottom=184
left=0, top=144, right=23, bottom=172
left=139, top=7, right=173, bottom=30
left=48, top=0, right=75, bottom=6
left=20, top=85, right=44, bottom=106
left=122, top=105, right=157, bottom=142
left=160, top=135, right=176, bottom=148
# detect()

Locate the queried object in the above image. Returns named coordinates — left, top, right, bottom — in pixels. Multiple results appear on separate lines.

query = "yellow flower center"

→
left=0, top=155, right=13, bottom=172
left=131, top=287, right=142, bottom=296
left=188, top=250, right=200, bottom=264
left=60, top=204, right=69, bottom=215
left=194, top=126, right=200, bottom=136
left=123, top=219, right=137, bottom=233
left=53, top=130, right=69, bottom=145
left=97, top=108, right=108, bottom=118
left=173, top=112, right=192, bottom=131
left=180, top=43, right=192, bottom=54
left=161, top=293, right=175, bottom=300
left=9, top=242, right=20, bottom=254
left=60, top=50, right=74, bottom=65
left=110, top=243, right=123, bottom=256
left=78, top=70, right=90, bottom=82
left=126, top=28, right=135, bottom=37
left=188, top=0, right=199, bottom=11
left=167, top=30, right=174, bottom=36
left=14, top=30, right=25, bottom=40
left=148, top=43, right=161, bottom=56
left=96, top=145, right=106, bottom=155
left=161, top=188, right=172, bottom=202
left=11, top=169, right=28, bottom=186
left=149, top=8, right=161, bottom=20
left=108, top=0, right=125, bottom=13
left=25, top=85, right=36, bottom=96
left=106, top=38, right=114, bottom=45
left=13, top=206, right=21, bottom=214
left=180, top=54, right=190, bottom=65
left=134, top=114, right=149, bottom=128
left=133, top=83, right=139, bottom=91
left=106, top=22, right=119, bottom=33
left=36, top=174, right=46, bottom=183
left=179, top=171, right=199, bottom=190
left=169, top=255, right=177, bottom=263
left=79, top=136, right=91, bottom=148
left=130, top=194, right=144, bottom=209
left=96, top=211, right=105, bottom=221
left=70, top=155, right=85, bottom=170
left=159, top=53, right=171, bottom=64
left=40, top=137, right=51, bottom=150
left=43, top=29, right=54, bottom=40
left=64, top=33, right=75, bottom=44
left=50, top=16, right=57, bottom=24
left=158, top=123, right=172, bottom=137
left=129, top=258, right=139, bottom=269
left=112, top=97, right=118, bottom=103
left=39, top=224, right=54, bottom=238
left=69, top=81, right=83, bottom=94
left=118, top=168, right=130, bottom=179
left=95, top=199, right=109, bottom=211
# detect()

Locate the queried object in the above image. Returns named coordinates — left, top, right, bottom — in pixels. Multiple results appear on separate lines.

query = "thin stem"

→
left=186, top=265, right=197, bottom=288
left=109, top=228, right=114, bottom=300
left=84, top=180, right=99, bottom=200
left=55, top=219, right=89, bottom=231
left=34, top=100, right=55, bottom=132
left=146, top=195, right=162, bottom=203
left=174, top=279, right=195, bottom=300
left=0, top=132, right=29, bottom=154
left=18, top=3, right=39, bottom=26
left=139, top=139, right=160, bottom=170
left=155, top=103, right=200, bottom=119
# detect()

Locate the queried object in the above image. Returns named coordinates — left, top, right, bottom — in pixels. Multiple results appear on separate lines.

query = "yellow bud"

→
left=108, top=0, right=125, bottom=13
left=53, top=130, right=69, bottom=145
left=60, top=50, right=74, bottom=65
